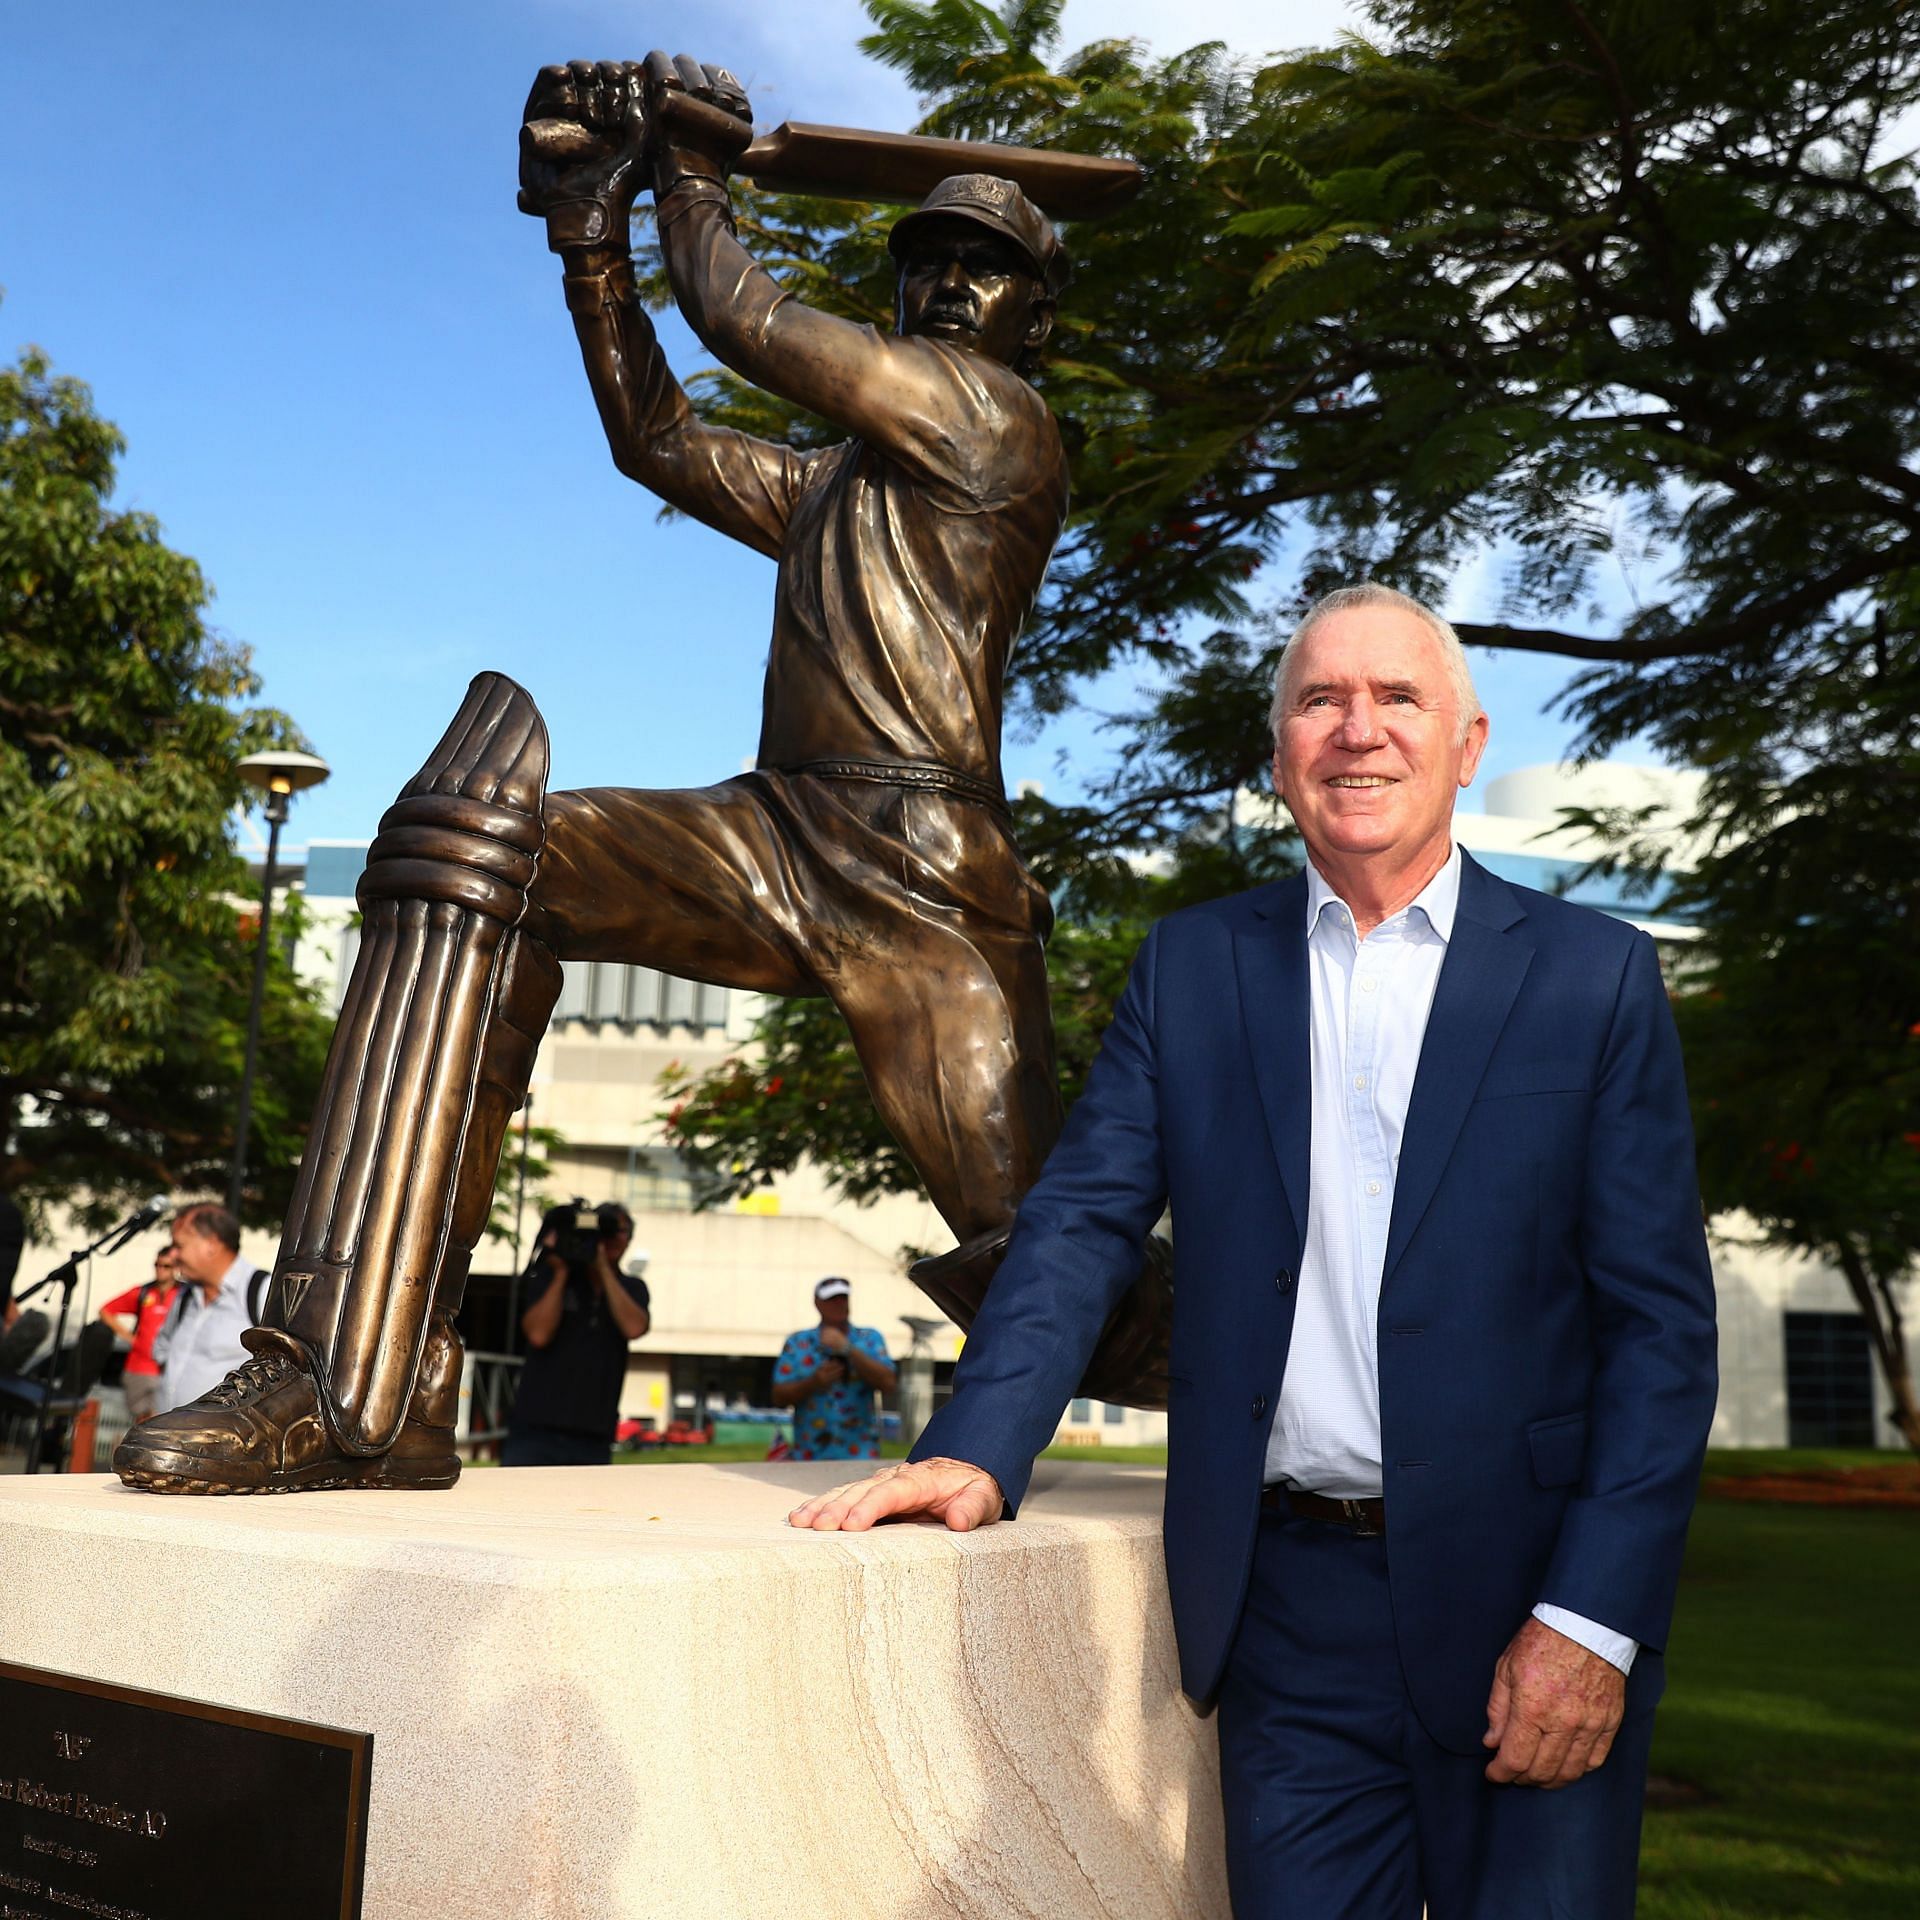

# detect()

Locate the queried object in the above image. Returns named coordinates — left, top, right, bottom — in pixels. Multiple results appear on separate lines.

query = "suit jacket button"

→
left=1274, top=1267, right=1293, bottom=1292
left=1251, top=1394, right=1267, bottom=1420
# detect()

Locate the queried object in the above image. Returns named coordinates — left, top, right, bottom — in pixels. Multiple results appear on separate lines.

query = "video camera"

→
left=532, top=1199, right=627, bottom=1277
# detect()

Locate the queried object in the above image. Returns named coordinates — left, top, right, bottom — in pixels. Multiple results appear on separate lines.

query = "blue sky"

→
left=4, top=0, right=1607, bottom=853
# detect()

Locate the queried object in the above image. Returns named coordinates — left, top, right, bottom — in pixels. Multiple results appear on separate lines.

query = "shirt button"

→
left=1366, top=1179, right=1382, bottom=1196
left=1251, top=1395, right=1268, bottom=1420
left=1360, top=977, right=1377, bottom=993
left=1353, top=1074, right=1367, bottom=1091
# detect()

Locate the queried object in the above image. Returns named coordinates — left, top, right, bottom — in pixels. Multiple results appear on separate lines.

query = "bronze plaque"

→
left=0, top=1662, right=369, bottom=1920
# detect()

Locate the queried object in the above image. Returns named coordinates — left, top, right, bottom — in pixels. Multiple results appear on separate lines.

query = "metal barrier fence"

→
left=458, top=1349, right=525, bottom=1459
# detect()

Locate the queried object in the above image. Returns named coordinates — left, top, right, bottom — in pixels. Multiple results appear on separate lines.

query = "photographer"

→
left=503, top=1201, right=650, bottom=1467
left=770, top=1279, right=897, bottom=1462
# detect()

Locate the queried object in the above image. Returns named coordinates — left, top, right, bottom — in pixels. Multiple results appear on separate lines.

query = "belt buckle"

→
left=1341, top=1498, right=1382, bottom=1538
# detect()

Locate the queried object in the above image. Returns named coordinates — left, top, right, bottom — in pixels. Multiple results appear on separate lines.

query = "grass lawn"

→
left=1641, top=1482, right=1920, bottom=1919
left=602, top=1440, right=1181, bottom=1466
left=1695, top=1447, right=1892, bottom=1479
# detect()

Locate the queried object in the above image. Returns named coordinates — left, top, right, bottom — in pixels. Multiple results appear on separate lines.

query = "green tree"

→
left=488, top=1117, right=567, bottom=1260
left=0, top=346, right=332, bottom=1229
left=1569, top=648, right=1920, bottom=1452
left=652, top=0, right=1920, bottom=1450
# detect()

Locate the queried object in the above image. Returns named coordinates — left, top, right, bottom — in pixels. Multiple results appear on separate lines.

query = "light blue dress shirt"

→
left=153, top=1254, right=260, bottom=1412
left=1263, top=845, right=1637, bottom=1675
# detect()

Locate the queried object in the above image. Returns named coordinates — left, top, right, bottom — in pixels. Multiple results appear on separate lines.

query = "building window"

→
left=552, top=961, right=727, bottom=1032
left=1783, top=1311, right=1875, bottom=1448
left=1103, top=1400, right=1125, bottom=1425
left=1069, top=1397, right=1092, bottom=1424
left=624, top=1152, right=695, bottom=1214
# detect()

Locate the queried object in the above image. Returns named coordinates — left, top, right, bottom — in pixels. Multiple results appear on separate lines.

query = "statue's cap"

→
left=888, top=174, right=1070, bottom=296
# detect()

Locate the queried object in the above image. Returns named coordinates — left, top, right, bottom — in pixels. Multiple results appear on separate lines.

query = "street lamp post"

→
left=228, top=749, right=330, bottom=1215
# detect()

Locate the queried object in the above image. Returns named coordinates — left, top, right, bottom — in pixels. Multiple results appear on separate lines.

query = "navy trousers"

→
left=1217, top=1511, right=1657, bottom=1919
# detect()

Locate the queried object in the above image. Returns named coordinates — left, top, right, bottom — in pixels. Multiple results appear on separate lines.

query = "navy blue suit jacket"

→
left=912, top=852, right=1718, bottom=1752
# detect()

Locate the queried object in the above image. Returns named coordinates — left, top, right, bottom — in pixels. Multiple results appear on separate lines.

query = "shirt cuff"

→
left=1531, top=1603, right=1638, bottom=1675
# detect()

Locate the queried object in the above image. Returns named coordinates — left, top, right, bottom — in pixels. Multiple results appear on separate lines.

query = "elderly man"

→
left=793, top=583, right=1718, bottom=1919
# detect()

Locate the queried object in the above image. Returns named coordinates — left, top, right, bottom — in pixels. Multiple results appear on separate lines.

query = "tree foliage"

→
left=1572, top=628, right=1920, bottom=1449
left=0, top=346, right=332, bottom=1230
left=487, top=1117, right=567, bottom=1256
left=652, top=0, right=1920, bottom=1442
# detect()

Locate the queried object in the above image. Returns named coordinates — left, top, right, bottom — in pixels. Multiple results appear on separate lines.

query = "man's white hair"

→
left=1269, top=583, right=1482, bottom=746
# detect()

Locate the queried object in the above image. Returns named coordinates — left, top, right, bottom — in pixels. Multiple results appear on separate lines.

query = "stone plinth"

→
left=0, top=1462, right=1225, bottom=1918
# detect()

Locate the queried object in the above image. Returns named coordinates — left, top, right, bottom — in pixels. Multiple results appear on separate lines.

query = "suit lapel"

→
left=1234, top=876, right=1311, bottom=1249
left=1382, top=855, right=1534, bottom=1283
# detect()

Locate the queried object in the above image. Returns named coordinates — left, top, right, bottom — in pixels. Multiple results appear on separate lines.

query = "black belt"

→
left=1262, top=1486, right=1386, bottom=1537
left=777, top=757, right=1013, bottom=820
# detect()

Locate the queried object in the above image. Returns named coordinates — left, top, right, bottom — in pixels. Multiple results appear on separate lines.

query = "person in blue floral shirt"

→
left=771, top=1278, right=897, bottom=1461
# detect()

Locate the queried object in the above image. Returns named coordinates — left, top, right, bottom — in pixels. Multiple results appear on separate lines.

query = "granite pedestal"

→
left=0, top=1461, right=1226, bottom=1918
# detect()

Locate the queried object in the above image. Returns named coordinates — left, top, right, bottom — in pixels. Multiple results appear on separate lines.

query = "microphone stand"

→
left=15, top=1206, right=157, bottom=1474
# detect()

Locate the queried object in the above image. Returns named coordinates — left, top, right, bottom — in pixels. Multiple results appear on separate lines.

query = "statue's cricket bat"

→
left=737, top=122, right=1142, bottom=219
left=528, top=94, right=1142, bottom=220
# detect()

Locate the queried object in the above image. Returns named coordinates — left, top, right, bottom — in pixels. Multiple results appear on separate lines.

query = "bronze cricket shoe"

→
left=114, top=1328, right=461, bottom=1495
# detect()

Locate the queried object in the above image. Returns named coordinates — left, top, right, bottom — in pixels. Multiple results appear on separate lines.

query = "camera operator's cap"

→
left=888, top=173, right=1071, bottom=297
left=813, top=1277, right=852, bottom=1301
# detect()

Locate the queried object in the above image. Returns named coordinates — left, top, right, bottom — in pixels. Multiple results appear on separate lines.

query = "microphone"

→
left=100, top=1195, right=170, bottom=1255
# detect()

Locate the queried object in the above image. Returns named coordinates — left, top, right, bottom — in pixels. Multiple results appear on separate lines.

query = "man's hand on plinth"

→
left=640, top=51, right=754, bottom=195
left=519, top=60, right=652, bottom=251
left=1482, top=1615, right=1627, bottom=1789
left=788, top=1458, right=1006, bottom=1533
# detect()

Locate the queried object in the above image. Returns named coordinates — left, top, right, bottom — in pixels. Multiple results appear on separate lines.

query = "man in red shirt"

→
left=100, top=1248, right=181, bottom=1425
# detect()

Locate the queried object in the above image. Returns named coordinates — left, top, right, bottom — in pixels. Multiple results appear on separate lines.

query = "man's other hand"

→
left=788, top=1458, right=1005, bottom=1534
left=1482, top=1616, right=1627, bottom=1789
left=811, top=1359, right=848, bottom=1389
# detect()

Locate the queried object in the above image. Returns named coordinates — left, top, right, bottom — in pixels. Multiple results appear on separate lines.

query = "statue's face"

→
left=896, top=218, right=1052, bottom=366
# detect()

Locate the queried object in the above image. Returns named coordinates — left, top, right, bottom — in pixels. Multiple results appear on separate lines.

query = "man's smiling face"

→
left=1271, top=604, right=1489, bottom=874
left=896, top=217, right=1049, bottom=367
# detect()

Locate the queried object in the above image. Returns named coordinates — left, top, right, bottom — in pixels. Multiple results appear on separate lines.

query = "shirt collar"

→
left=206, top=1252, right=250, bottom=1301
left=1305, top=842, right=1462, bottom=944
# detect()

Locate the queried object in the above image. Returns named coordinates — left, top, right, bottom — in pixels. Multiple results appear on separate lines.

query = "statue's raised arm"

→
left=517, top=58, right=810, bottom=559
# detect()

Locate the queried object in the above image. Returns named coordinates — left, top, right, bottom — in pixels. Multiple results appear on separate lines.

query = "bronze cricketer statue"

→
left=115, top=53, right=1170, bottom=1495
